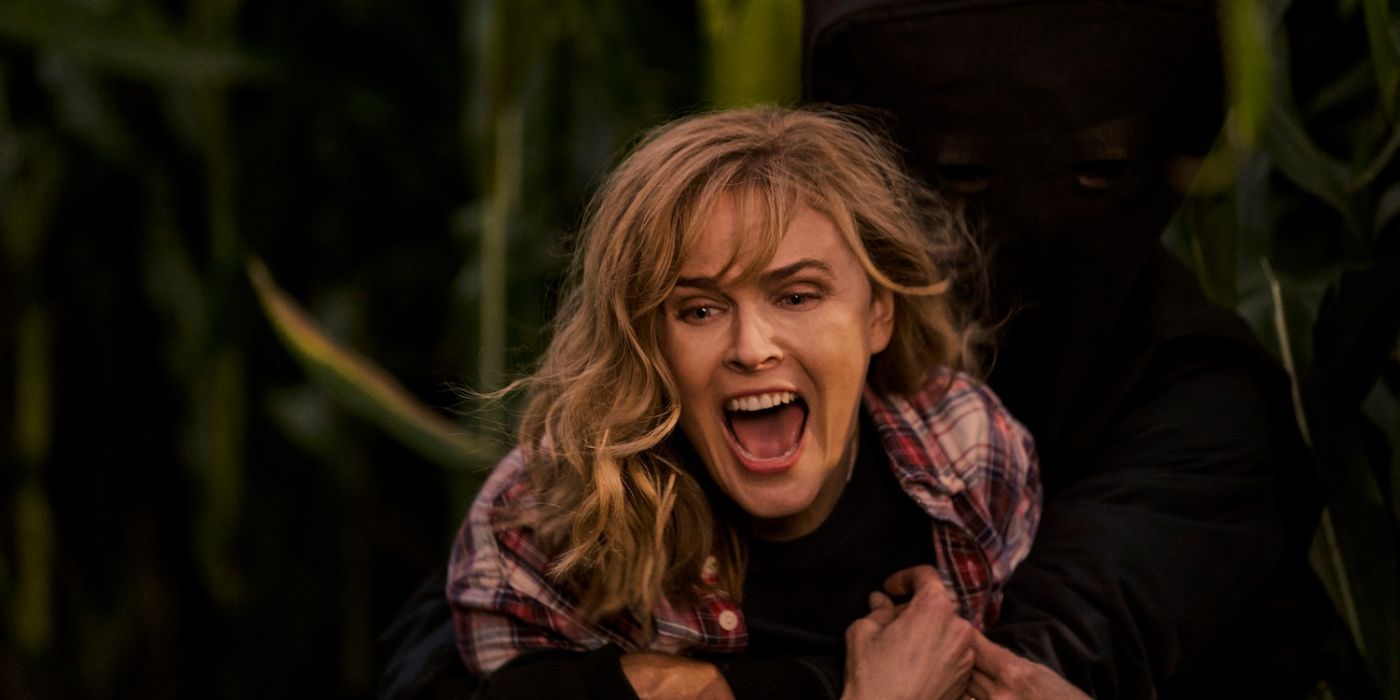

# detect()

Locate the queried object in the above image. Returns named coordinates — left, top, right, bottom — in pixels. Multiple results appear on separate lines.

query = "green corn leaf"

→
left=2, top=135, right=63, bottom=270
left=1376, top=181, right=1400, bottom=236
left=1360, top=371, right=1400, bottom=529
left=247, top=257, right=500, bottom=473
left=1311, top=511, right=1363, bottom=664
left=14, top=479, right=54, bottom=654
left=1222, top=0, right=1273, bottom=148
left=192, top=348, right=247, bottom=606
left=1266, top=100, right=1354, bottom=215
left=1361, top=0, right=1400, bottom=119
left=1172, top=197, right=1239, bottom=308
left=1303, top=220, right=1400, bottom=700
left=1311, top=230, right=1400, bottom=410
left=701, top=0, right=800, bottom=106
left=1306, top=60, right=1376, bottom=119
left=16, top=306, right=51, bottom=465
left=1185, top=141, right=1237, bottom=196
left=1309, top=420, right=1400, bottom=697
left=0, top=3, right=272, bottom=86
left=1261, top=257, right=1313, bottom=443
left=1355, top=125, right=1400, bottom=192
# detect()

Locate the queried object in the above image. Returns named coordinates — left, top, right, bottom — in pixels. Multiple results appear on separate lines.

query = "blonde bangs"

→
left=674, top=170, right=803, bottom=290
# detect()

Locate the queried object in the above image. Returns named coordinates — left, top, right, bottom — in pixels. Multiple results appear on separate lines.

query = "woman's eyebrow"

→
left=674, top=276, right=722, bottom=290
left=674, top=259, right=833, bottom=290
left=758, top=259, right=833, bottom=286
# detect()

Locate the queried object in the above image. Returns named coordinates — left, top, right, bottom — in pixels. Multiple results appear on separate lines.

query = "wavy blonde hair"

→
left=513, top=106, right=982, bottom=630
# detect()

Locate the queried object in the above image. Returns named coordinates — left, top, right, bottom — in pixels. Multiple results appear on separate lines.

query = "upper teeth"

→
left=726, top=391, right=799, bottom=412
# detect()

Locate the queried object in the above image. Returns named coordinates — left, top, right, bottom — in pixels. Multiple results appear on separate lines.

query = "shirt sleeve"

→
left=966, top=376, right=1042, bottom=591
left=864, top=370, right=1043, bottom=626
left=446, top=450, right=625, bottom=676
left=939, top=373, right=1043, bottom=623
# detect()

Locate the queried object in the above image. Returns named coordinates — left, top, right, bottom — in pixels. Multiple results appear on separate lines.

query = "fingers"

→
left=869, top=590, right=892, bottom=610
left=971, top=630, right=1017, bottom=674
left=883, top=566, right=966, bottom=636
left=844, top=615, right=888, bottom=655
left=933, top=644, right=977, bottom=700
left=882, top=564, right=943, bottom=599
left=958, top=643, right=976, bottom=678
left=865, top=591, right=899, bottom=626
left=847, top=586, right=980, bottom=700
left=972, top=631, right=1083, bottom=697
left=966, top=668, right=996, bottom=700
left=845, top=617, right=877, bottom=644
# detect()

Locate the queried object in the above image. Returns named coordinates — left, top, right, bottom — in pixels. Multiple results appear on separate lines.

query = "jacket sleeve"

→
left=984, top=342, right=1312, bottom=698
left=473, top=647, right=641, bottom=700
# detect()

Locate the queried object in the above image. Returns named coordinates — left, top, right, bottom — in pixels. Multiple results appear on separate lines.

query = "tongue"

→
left=729, top=403, right=805, bottom=459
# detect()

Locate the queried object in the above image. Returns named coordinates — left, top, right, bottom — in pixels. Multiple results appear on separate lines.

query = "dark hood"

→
left=803, top=0, right=1260, bottom=474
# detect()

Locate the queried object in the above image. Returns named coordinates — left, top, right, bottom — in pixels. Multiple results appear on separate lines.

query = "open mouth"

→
left=723, top=391, right=809, bottom=473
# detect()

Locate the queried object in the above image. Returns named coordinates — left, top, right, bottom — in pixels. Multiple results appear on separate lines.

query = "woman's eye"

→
left=681, top=305, right=716, bottom=322
left=779, top=292, right=817, bottom=308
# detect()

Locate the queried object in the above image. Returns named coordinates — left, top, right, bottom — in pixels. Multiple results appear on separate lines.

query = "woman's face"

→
left=660, top=196, right=894, bottom=541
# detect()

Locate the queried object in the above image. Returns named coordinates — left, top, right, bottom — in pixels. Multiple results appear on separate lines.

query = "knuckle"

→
left=1004, top=665, right=1030, bottom=687
left=925, top=590, right=954, bottom=612
left=919, top=566, right=946, bottom=588
left=958, top=648, right=975, bottom=674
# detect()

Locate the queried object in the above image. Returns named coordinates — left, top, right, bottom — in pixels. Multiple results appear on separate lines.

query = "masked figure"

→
left=805, top=0, right=1322, bottom=696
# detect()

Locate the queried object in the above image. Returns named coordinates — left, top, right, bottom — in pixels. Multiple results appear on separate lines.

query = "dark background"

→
left=0, top=0, right=1395, bottom=698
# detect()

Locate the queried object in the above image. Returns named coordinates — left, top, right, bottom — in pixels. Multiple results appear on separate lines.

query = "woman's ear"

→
left=868, top=286, right=895, bottom=355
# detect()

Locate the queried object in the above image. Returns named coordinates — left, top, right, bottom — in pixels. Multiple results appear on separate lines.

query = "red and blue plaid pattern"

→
left=448, top=369, right=1040, bottom=675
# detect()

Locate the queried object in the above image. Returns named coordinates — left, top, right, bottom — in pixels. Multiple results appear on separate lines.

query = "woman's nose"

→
left=725, top=308, right=783, bottom=371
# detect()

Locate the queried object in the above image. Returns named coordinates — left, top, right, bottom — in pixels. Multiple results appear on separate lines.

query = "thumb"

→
left=972, top=630, right=1019, bottom=673
left=865, top=591, right=899, bottom=626
left=882, top=564, right=942, bottom=599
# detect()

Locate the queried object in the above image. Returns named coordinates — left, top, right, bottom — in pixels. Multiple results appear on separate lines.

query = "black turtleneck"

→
left=741, top=411, right=934, bottom=657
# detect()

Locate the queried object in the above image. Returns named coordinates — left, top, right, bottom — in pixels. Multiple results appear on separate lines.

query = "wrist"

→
left=621, top=652, right=733, bottom=700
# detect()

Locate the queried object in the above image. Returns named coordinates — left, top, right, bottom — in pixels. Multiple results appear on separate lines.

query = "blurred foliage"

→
left=701, top=0, right=801, bottom=106
left=247, top=258, right=499, bottom=474
left=1168, top=0, right=1400, bottom=697
left=2, top=0, right=1395, bottom=698
left=0, top=0, right=788, bottom=696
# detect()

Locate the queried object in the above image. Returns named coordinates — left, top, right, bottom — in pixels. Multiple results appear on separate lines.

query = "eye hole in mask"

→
left=935, top=163, right=993, bottom=194
left=927, top=136, right=991, bottom=195
left=1073, top=118, right=1138, bottom=192
left=1073, top=159, right=1130, bottom=190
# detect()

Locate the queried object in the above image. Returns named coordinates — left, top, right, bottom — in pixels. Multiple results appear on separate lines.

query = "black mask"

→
left=805, top=0, right=1239, bottom=459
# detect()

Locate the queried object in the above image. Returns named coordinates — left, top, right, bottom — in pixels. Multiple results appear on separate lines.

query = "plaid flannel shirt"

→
left=447, top=369, right=1040, bottom=676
